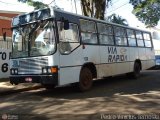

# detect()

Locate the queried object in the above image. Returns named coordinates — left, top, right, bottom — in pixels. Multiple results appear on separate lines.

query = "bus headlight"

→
left=11, top=69, right=14, bottom=74
left=14, top=69, right=18, bottom=74
left=10, top=69, right=18, bottom=75
left=48, top=68, right=51, bottom=73
left=42, top=66, right=58, bottom=74
left=42, top=68, right=47, bottom=74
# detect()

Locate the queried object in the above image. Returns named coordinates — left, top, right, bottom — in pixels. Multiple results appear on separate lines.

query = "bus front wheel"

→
left=78, top=67, right=93, bottom=92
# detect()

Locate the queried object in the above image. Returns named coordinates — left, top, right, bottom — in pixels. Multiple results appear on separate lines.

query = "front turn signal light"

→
left=51, top=67, right=58, bottom=73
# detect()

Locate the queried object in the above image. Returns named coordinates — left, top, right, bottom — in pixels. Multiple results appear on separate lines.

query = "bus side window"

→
left=114, top=26, right=128, bottom=46
left=135, top=31, right=144, bottom=47
left=80, top=19, right=98, bottom=44
left=127, top=29, right=137, bottom=47
left=97, top=23, right=114, bottom=45
left=58, top=22, right=80, bottom=54
left=143, top=32, right=152, bottom=47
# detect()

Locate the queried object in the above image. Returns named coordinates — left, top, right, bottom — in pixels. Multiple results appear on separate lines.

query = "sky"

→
left=107, top=0, right=146, bottom=28
left=0, top=0, right=159, bottom=29
left=0, top=0, right=33, bottom=12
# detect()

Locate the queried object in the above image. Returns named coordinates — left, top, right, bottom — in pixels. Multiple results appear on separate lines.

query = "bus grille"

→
left=18, top=57, right=48, bottom=74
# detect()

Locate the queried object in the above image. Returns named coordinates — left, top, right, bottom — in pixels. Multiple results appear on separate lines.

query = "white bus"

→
left=9, top=8, right=155, bottom=91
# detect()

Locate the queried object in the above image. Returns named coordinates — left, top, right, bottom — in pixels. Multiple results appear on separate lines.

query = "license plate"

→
left=25, top=77, right=32, bottom=82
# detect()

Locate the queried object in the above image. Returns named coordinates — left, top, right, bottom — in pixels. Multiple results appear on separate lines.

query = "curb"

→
left=0, top=85, right=43, bottom=96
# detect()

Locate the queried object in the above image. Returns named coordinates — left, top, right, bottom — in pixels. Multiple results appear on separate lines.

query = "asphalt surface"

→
left=0, top=70, right=160, bottom=120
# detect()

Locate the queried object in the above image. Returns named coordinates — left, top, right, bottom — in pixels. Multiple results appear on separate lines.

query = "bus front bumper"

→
left=10, top=74, right=58, bottom=85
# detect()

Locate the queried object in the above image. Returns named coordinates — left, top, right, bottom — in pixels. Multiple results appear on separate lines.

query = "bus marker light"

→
left=51, top=67, right=57, bottom=73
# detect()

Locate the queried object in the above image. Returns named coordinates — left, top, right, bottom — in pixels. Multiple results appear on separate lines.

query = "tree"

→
left=107, top=14, right=128, bottom=26
left=129, top=0, right=160, bottom=27
left=81, top=0, right=112, bottom=19
left=18, top=0, right=48, bottom=9
left=18, top=0, right=112, bottom=20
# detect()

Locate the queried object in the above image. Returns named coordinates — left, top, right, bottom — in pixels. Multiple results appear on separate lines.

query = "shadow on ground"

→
left=33, top=70, right=160, bottom=99
left=0, top=70, right=160, bottom=120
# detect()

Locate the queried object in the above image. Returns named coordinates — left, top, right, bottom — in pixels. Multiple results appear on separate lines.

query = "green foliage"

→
left=107, top=14, right=128, bottom=26
left=81, top=0, right=112, bottom=20
left=18, top=0, right=48, bottom=9
left=130, top=0, right=160, bottom=27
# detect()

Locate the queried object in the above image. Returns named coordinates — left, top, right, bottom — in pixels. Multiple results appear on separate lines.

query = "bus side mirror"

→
left=64, top=20, right=69, bottom=30
left=3, top=32, right=6, bottom=41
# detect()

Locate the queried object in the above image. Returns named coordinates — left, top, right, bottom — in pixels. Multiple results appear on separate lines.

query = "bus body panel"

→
left=48, top=52, right=60, bottom=67
left=99, top=46, right=130, bottom=77
left=129, top=47, right=138, bottom=72
left=114, top=47, right=130, bottom=75
left=59, top=66, right=81, bottom=85
left=98, top=64, right=116, bottom=77
left=145, top=48, right=155, bottom=69
left=82, top=45, right=101, bottom=65
left=138, top=48, right=146, bottom=60
left=10, top=52, right=60, bottom=75
left=59, top=46, right=83, bottom=85
left=82, top=45, right=101, bottom=78
left=99, top=46, right=116, bottom=77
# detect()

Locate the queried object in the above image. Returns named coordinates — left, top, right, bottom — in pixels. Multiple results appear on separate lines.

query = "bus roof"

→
left=12, top=7, right=151, bottom=33
left=54, top=8, right=151, bottom=33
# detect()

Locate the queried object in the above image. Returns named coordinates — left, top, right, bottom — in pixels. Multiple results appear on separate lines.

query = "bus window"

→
left=30, top=21, right=56, bottom=56
left=97, top=23, right=114, bottom=45
left=114, top=26, right=128, bottom=46
left=143, top=32, right=152, bottom=47
left=58, top=22, right=79, bottom=54
left=135, top=31, right=144, bottom=47
left=126, top=29, right=137, bottom=47
left=80, top=19, right=98, bottom=44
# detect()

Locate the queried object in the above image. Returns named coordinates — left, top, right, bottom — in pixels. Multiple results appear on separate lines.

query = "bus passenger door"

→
left=58, top=22, right=83, bottom=86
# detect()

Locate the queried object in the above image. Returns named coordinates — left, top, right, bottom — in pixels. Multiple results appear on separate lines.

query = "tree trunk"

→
left=81, top=0, right=109, bottom=20
left=81, top=0, right=94, bottom=17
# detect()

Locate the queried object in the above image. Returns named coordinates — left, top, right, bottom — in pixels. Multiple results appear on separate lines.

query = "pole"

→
left=74, top=0, right=77, bottom=14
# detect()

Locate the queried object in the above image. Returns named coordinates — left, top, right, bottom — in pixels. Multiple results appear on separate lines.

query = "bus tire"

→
left=129, top=62, right=141, bottom=79
left=78, top=67, right=93, bottom=92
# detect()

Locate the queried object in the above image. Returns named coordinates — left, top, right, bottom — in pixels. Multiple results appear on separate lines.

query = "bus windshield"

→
left=11, top=20, right=56, bottom=58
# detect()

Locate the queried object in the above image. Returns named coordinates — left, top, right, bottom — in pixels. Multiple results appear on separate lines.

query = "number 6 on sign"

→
left=1, top=63, right=8, bottom=73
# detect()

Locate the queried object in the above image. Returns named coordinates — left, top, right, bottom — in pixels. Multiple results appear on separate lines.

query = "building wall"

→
left=0, top=12, right=18, bottom=37
left=0, top=12, right=20, bottom=79
left=0, top=49, right=11, bottom=78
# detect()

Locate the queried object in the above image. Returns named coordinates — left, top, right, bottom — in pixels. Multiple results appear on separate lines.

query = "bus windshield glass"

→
left=11, top=20, right=56, bottom=58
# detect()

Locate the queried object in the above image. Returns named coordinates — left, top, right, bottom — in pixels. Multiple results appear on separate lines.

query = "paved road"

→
left=0, top=70, right=160, bottom=120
